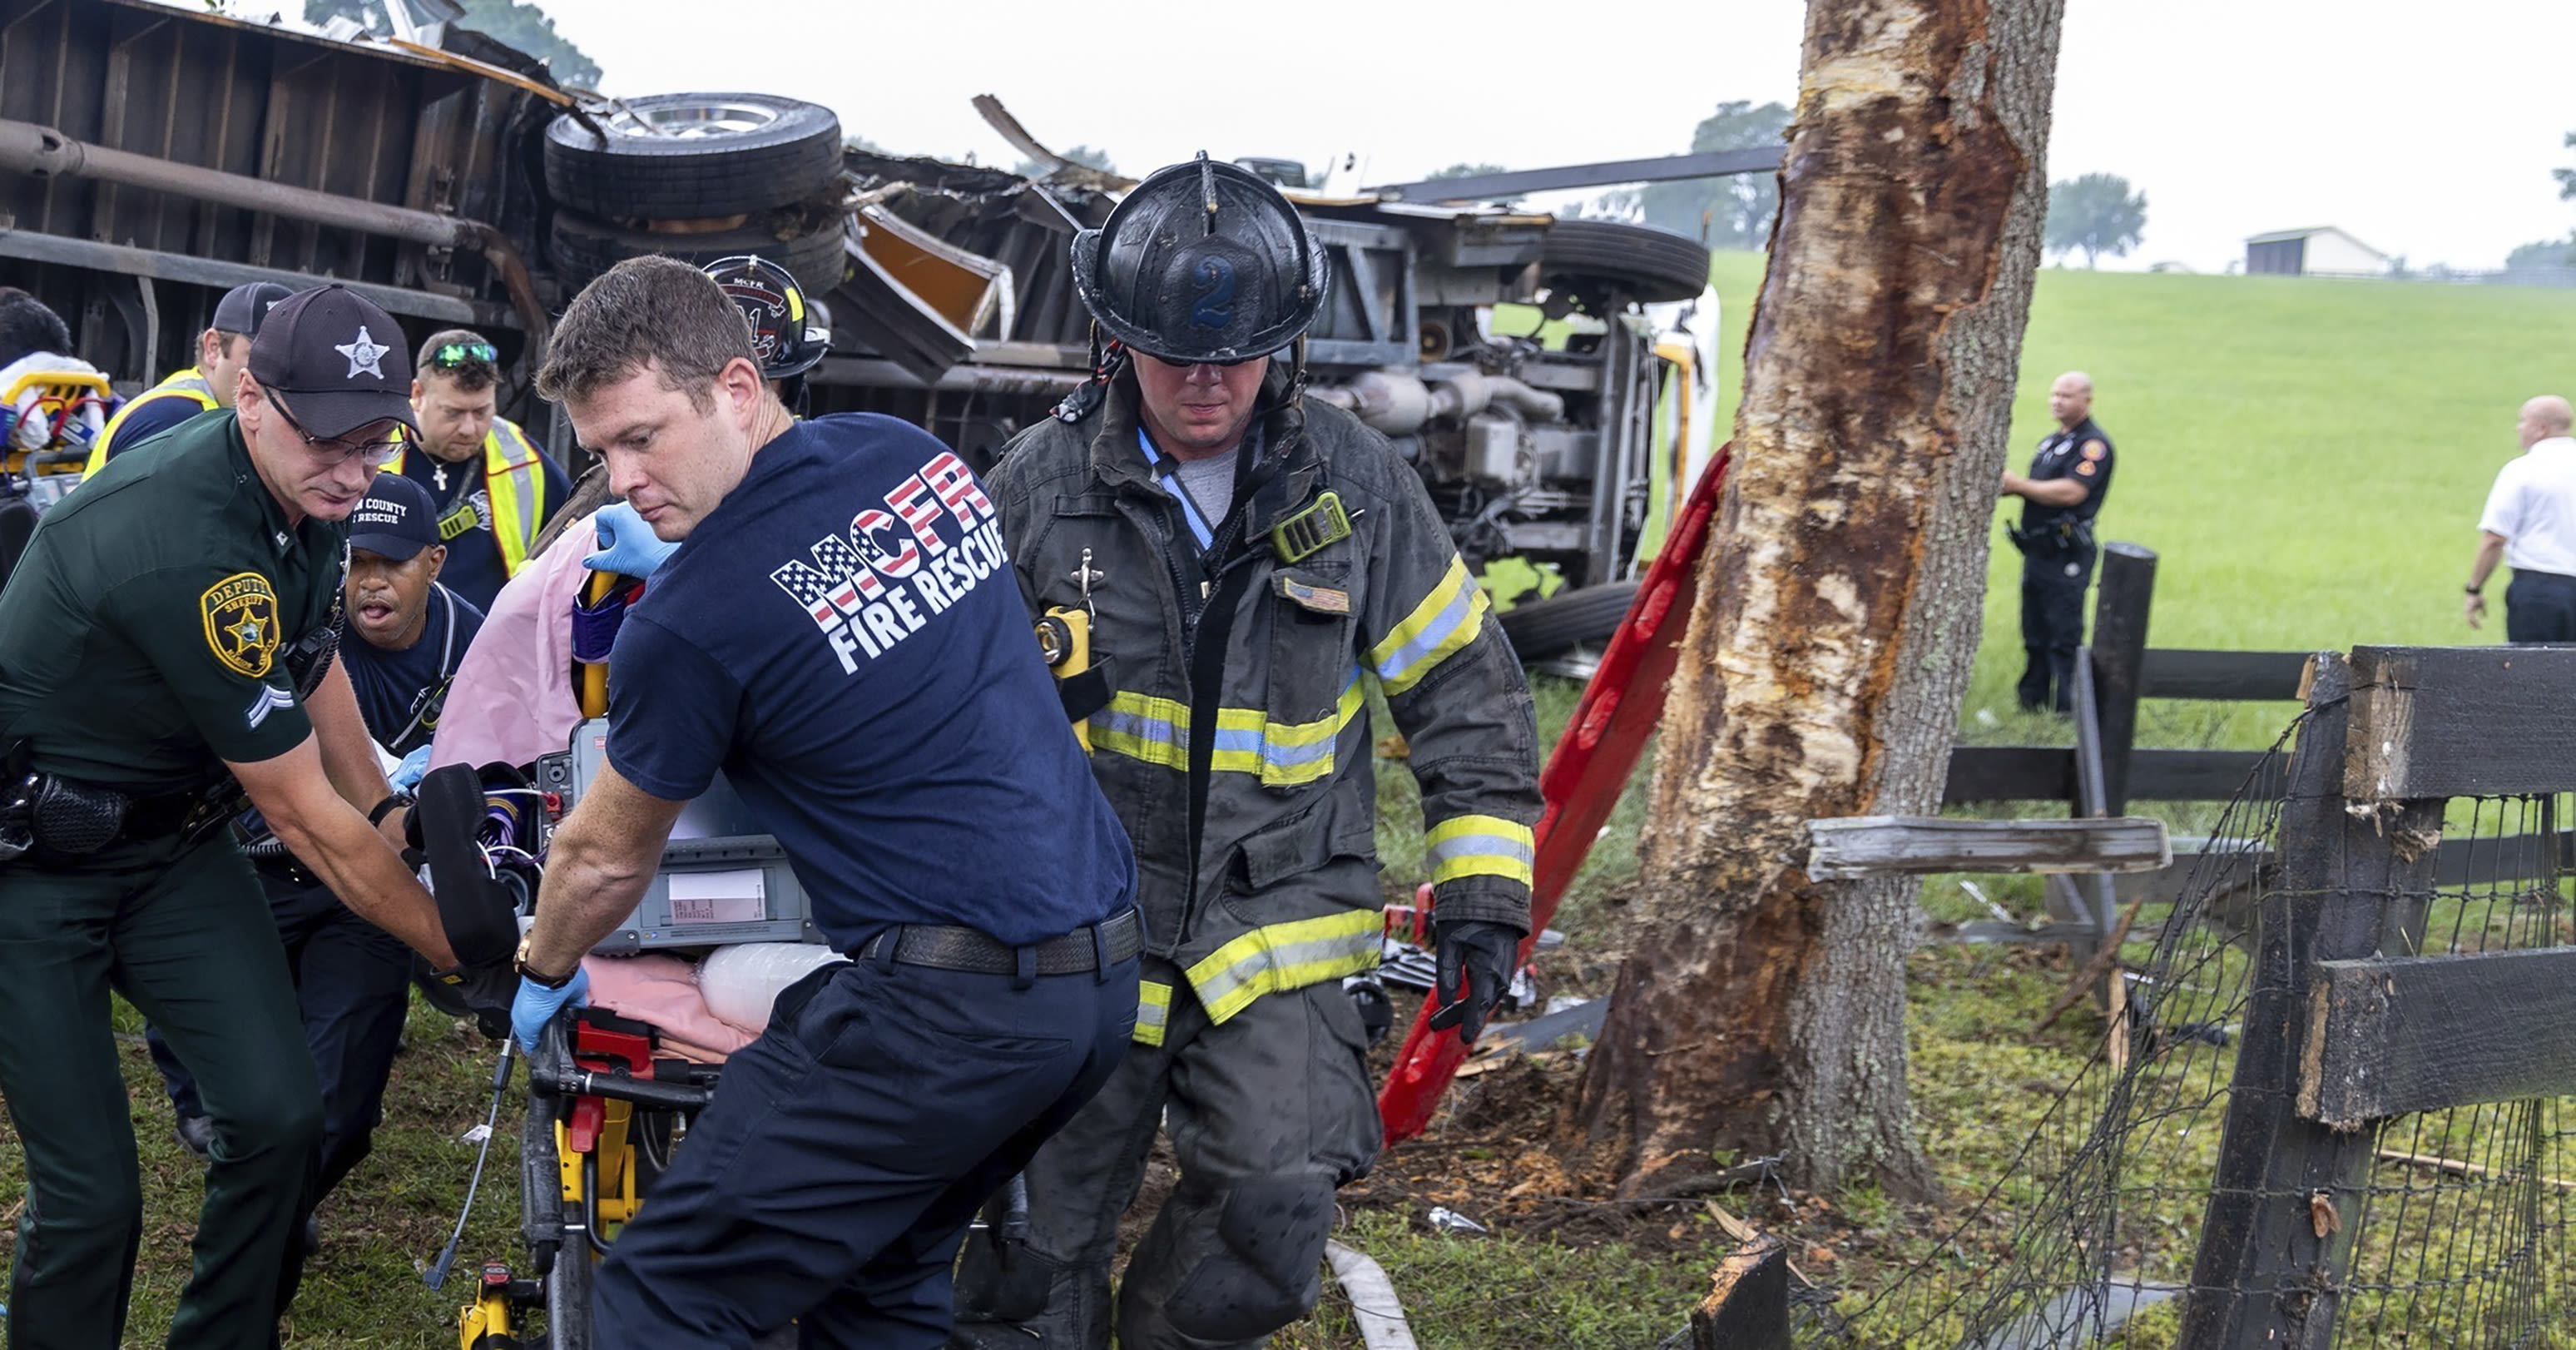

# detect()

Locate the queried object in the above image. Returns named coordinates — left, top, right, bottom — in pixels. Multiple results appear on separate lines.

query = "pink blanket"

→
left=579, top=954, right=755, bottom=1062
left=429, top=514, right=598, bottom=772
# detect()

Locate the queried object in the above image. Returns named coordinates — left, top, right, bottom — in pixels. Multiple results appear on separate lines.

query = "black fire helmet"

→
left=1069, top=153, right=1328, bottom=367
left=702, top=254, right=829, bottom=381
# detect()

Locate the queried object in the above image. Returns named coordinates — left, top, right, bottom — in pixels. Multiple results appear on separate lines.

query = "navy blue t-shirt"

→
left=344, top=583, right=483, bottom=755
left=605, top=414, right=1134, bottom=951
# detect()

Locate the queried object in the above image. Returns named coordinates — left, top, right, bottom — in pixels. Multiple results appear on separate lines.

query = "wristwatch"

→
left=366, top=792, right=412, bottom=827
left=2466, top=583, right=2484, bottom=596
left=514, top=933, right=577, bottom=990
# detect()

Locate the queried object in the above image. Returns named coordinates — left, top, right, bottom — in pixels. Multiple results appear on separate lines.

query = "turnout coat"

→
left=991, top=366, right=1541, bottom=1045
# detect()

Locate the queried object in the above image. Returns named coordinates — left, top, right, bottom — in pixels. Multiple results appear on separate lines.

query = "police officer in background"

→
left=150, top=473, right=484, bottom=1236
left=385, top=328, right=566, bottom=609
left=0, top=284, right=508, bottom=1348
left=87, top=280, right=293, bottom=470
left=956, top=156, right=1542, bottom=1350
left=2002, top=370, right=2116, bottom=714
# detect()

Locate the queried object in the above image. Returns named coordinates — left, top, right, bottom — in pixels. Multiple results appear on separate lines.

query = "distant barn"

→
left=2244, top=227, right=2390, bottom=278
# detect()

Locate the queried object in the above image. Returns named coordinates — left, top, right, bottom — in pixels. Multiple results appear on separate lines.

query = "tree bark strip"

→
left=1571, top=0, right=2067, bottom=1197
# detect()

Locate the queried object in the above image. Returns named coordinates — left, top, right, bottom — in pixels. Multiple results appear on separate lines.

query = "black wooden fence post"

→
left=2089, top=543, right=2156, bottom=816
left=2177, top=652, right=2440, bottom=1348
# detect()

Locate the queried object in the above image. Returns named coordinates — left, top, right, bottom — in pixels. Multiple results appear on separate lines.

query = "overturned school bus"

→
left=0, top=0, right=1718, bottom=622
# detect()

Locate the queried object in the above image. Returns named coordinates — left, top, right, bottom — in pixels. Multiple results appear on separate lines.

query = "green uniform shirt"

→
left=0, top=412, right=346, bottom=790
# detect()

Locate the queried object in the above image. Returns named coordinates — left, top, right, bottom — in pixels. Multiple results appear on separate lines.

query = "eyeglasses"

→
left=432, top=341, right=498, bottom=369
left=268, top=394, right=403, bottom=469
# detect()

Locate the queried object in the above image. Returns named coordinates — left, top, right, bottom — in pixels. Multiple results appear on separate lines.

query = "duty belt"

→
left=859, top=908, right=1143, bottom=976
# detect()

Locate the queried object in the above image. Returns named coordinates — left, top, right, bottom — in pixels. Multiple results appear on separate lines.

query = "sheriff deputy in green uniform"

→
left=84, top=280, right=294, bottom=472
left=0, top=284, right=508, bottom=1349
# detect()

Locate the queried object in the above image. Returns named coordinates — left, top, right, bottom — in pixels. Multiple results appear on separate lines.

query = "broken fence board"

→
left=1692, top=1233, right=1789, bottom=1350
left=2346, top=645, right=2576, bottom=799
left=2301, top=947, right=2576, bottom=1129
left=1944, top=747, right=2271, bottom=806
left=2138, top=648, right=2312, bottom=702
left=1805, top=816, right=2170, bottom=880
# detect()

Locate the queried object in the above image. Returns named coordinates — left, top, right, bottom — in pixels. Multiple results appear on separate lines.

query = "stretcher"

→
left=458, top=1006, right=716, bottom=1350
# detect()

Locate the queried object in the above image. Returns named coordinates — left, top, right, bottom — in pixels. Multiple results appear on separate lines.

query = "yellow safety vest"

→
left=389, top=417, right=549, bottom=578
left=85, top=367, right=219, bottom=476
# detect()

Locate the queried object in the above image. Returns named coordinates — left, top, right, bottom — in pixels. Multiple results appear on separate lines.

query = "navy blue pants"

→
left=2018, top=545, right=2096, bottom=713
left=147, top=866, right=413, bottom=1199
left=592, top=939, right=1139, bottom=1348
left=2504, top=569, right=2576, bottom=644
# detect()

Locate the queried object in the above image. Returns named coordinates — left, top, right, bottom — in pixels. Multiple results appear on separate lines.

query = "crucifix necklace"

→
left=433, top=463, right=448, bottom=492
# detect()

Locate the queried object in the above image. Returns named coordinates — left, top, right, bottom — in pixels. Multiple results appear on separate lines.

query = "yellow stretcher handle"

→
left=577, top=569, right=616, bottom=719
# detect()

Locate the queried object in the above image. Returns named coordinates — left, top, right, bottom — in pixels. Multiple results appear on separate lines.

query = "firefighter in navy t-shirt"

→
left=508, top=256, right=1138, bottom=1347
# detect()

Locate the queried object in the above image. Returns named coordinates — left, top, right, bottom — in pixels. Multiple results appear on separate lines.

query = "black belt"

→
left=859, top=908, right=1142, bottom=976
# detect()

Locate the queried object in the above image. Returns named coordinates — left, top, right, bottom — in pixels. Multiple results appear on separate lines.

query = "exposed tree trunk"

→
left=1569, top=0, right=2067, bottom=1199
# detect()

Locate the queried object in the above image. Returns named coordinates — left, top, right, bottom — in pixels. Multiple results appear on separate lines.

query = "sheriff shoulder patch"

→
left=201, top=572, right=282, bottom=678
left=2076, top=460, right=2098, bottom=477
left=2081, top=439, right=2108, bottom=460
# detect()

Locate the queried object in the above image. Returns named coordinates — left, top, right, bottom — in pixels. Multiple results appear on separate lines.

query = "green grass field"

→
left=16, top=262, right=2576, bottom=1348
left=1701, top=254, right=2576, bottom=731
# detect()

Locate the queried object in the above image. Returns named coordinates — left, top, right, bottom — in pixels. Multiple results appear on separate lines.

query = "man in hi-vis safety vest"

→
left=85, top=280, right=293, bottom=472
left=385, top=329, right=566, bottom=610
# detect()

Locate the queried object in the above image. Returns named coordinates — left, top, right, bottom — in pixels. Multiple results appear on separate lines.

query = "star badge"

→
left=335, top=325, right=391, bottom=380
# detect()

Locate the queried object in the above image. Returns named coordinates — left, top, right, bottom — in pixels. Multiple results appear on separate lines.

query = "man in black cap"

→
left=87, top=280, right=295, bottom=472
left=148, top=472, right=485, bottom=1223
left=0, top=283, right=511, bottom=1348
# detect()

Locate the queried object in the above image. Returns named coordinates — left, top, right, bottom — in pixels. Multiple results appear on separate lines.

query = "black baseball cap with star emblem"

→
left=246, top=283, right=419, bottom=440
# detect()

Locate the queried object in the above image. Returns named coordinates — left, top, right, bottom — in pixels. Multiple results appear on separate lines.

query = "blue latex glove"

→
left=511, top=963, right=591, bottom=1054
left=389, top=743, right=433, bottom=792
left=584, top=502, right=679, bottom=579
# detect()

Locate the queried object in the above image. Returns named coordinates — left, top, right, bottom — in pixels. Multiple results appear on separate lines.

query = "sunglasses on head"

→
left=433, top=341, right=498, bottom=369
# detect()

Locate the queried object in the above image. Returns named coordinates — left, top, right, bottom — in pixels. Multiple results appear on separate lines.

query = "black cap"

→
left=210, top=281, right=293, bottom=338
left=246, top=284, right=419, bottom=440
left=346, top=472, right=441, bottom=561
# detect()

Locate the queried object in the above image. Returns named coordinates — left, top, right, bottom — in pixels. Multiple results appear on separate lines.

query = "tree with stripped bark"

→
left=1569, top=0, right=2068, bottom=1199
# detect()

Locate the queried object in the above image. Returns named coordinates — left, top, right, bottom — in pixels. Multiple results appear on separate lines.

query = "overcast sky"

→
left=503, top=0, right=2572, bottom=272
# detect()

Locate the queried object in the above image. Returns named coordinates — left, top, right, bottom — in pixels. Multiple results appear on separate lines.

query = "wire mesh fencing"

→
left=1786, top=693, right=2576, bottom=1350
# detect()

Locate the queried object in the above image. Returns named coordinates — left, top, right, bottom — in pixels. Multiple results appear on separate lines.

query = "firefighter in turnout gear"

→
left=954, top=156, right=1543, bottom=1349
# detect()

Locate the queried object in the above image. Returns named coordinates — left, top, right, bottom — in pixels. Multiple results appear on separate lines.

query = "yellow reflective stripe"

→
left=1093, top=692, right=1191, bottom=770
left=1366, top=556, right=1489, bottom=696
left=1212, top=671, right=1364, bottom=785
left=1183, top=910, right=1382, bottom=1025
left=87, top=370, right=218, bottom=474
left=1426, top=814, right=1537, bottom=887
left=1133, top=980, right=1172, bottom=1047
left=485, top=419, right=546, bottom=577
left=1093, top=678, right=1365, bottom=785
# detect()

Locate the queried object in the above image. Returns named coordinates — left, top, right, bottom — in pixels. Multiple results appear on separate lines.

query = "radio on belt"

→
left=533, top=717, right=822, bottom=952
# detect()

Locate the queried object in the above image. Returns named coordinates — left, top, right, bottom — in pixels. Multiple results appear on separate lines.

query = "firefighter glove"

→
left=435, top=960, right=519, bottom=1041
left=1426, top=919, right=1521, bottom=1046
left=585, top=501, right=679, bottom=579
